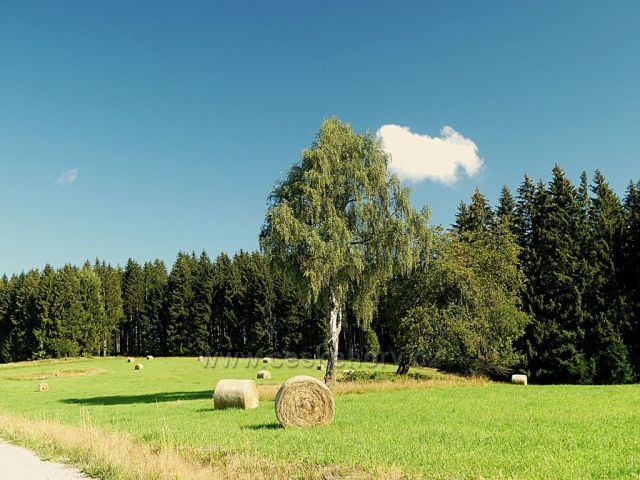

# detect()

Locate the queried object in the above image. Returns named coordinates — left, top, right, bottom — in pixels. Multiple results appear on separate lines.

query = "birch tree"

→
left=260, top=117, right=427, bottom=386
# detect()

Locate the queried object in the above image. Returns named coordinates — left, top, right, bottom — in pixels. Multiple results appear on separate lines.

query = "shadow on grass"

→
left=243, top=422, right=282, bottom=431
left=61, top=390, right=212, bottom=405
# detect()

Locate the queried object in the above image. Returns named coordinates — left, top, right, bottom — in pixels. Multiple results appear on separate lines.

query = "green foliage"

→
left=271, top=267, right=307, bottom=354
left=496, top=185, right=516, bottom=230
left=260, top=117, right=428, bottom=384
left=189, top=252, right=214, bottom=355
left=395, top=227, right=529, bottom=377
left=211, top=252, right=242, bottom=353
left=49, top=265, right=85, bottom=358
left=363, top=327, right=380, bottom=359
left=453, top=187, right=494, bottom=234
left=338, top=369, right=438, bottom=382
left=234, top=251, right=274, bottom=355
left=582, top=171, right=633, bottom=383
left=0, top=271, right=41, bottom=361
left=260, top=116, right=428, bottom=324
left=512, top=166, right=637, bottom=383
left=94, top=260, right=124, bottom=355
left=140, top=260, right=167, bottom=355
left=77, top=263, right=107, bottom=355
left=517, top=167, right=592, bottom=383
left=621, top=181, right=640, bottom=378
left=121, top=259, right=144, bottom=355
left=165, top=252, right=196, bottom=355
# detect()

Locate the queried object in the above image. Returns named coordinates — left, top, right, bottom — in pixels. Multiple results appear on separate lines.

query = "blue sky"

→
left=1, top=1, right=639, bottom=275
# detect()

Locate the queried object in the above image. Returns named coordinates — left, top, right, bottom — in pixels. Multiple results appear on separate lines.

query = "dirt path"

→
left=0, top=440, right=92, bottom=479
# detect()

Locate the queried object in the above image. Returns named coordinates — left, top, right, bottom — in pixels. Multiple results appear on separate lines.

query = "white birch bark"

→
left=325, top=292, right=342, bottom=387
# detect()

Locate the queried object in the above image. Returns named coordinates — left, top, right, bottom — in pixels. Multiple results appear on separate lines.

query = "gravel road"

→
left=0, top=440, right=92, bottom=480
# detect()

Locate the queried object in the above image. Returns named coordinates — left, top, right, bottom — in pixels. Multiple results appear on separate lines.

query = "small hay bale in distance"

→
left=316, top=364, right=324, bottom=371
left=256, top=370, right=272, bottom=379
left=275, top=375, right=335, bottom=427
left=127, top=357, right=135, bottom=363
left=198, top=355, right=204, bottom=362
left=511, top=374, right=528, bottom=385
left=146, top=355, right=153, bottom=360
left=262, top=357, right=272, bottom=364
left=134, top=363, right=144, bottom=370
left=213, top=379, right=259, bottom=410
left=38, top=382, right=49, bottom=392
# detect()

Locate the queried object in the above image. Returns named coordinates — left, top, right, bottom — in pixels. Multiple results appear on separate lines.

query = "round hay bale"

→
left=198, top=355, right=204, bottom=362
left=256, top=370, right=272, bottom=379
left=38, top=382, right=49, bottom=392
left=262, top=357, right=272, bottom=364
left=213, top=379, right=259, bottom=410
left=511, top=374, right=527, bottom=385
left=127, top=357, right=135, bottom=363
left=146, top=355, right=154, bottom=360
left=134, top=363, right=144, bottom=370
left=275, top=375, right=335, bottom=427
left=316, top=364, right=324, bottom=371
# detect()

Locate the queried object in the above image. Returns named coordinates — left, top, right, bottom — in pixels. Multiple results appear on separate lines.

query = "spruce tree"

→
left=35, top=265, right=56, bottom=358
left=521, top=167, right=590, bottom=383
left=191, top=251, right=214, bottom=355
left=2, top=271, right=41, bottom=361
left=585, top=171, right=633, bottom=383
left=0, top=275, right=10, bottom=362
left=140, top=260, right=168, bottom=356
left=271, top=267, right=307, bottom=355
left=453, top=188, right=493, bottom=235
left=211, top=253, right=242, bottom=354
left=452, top=201, right=469, bottom=234
left=94, top=260, right=124, bottom=355
left=621, top=181, right=640, bottom=378
left=497, top=185, right=516, bottom=230
left=78, top=263, right=107, bottom=355
left=49, top=265, right=85, bottom=357
left=165, top=252, right=196, bottom=355
left=514, top=174, right=536, bottom=253
left=122, top=259, right=144, bottom=355
left=235, top=251, right=274, bottom=355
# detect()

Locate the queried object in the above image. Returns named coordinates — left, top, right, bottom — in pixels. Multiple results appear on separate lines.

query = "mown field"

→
left=0, top=357, right=638, bottom=479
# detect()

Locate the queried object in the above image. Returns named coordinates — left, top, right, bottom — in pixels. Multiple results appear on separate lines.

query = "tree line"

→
left=1, top=164, right=639, bottom=384
left=449, top=166, right=639, bottom=384
left=0, top=252, right=329, bottom=362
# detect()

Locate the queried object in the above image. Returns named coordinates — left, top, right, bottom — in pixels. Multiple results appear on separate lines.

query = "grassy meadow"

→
left=0, top=356, right=638, bottom=479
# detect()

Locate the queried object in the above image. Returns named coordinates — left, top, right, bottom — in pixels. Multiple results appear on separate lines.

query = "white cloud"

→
left=377, top=124, right=484, bottom=185
left=55, top=168, right=79, bottom=185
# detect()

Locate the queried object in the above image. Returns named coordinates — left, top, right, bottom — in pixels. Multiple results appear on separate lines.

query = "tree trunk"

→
left=396, top=357, right=411, bottom=375
left=324, top=292, right=342, bottom=388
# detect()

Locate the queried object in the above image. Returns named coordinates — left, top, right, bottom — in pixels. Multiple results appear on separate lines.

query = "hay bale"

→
left=511, top=374, right=527, bottom=385
left=198, top=355, right=204, bottom=362
left=256, top=370, right=272, bottom=379
left=213, top=379, right=259, bottom=410
left=146, top=355, right=154, bottom=360
left=275, top=375, right=335, bottom=427
left=134, top=363, right=144, bottom=370
left=262, top=357, right=272, bottom=364
left=316, top=364, right=324, bottom=371
left=127, top=357, right=135, bottom=363
left=38, top=382, right=49, bottom=392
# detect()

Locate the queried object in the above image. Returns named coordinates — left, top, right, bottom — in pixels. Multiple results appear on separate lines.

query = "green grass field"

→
left=0, top=357, right=638, bottom=479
